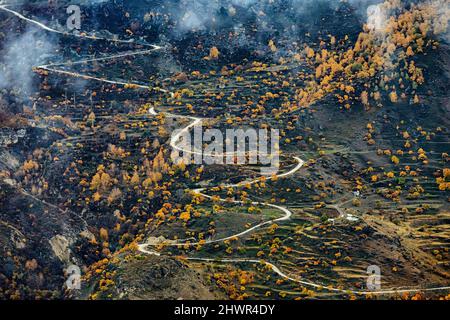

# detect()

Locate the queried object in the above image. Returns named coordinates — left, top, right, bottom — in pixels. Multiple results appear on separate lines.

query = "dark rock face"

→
left=120, top=256, right=183, bottom=291
left=110, top=256, right=221, bottom=300
left=139, top=259, right=181, bottom=289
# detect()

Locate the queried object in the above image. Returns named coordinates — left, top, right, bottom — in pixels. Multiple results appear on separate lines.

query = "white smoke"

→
left=180, top=10, right=205, bottom=31
left=0, top=28, right=56, bottom=95
left=175, top=0, right=219, bottom=32
left=366, top=3, right=387, bottom=31
left=173, top=0, right=264, bottom=33
left=171, top=0, right=385, bottom=34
